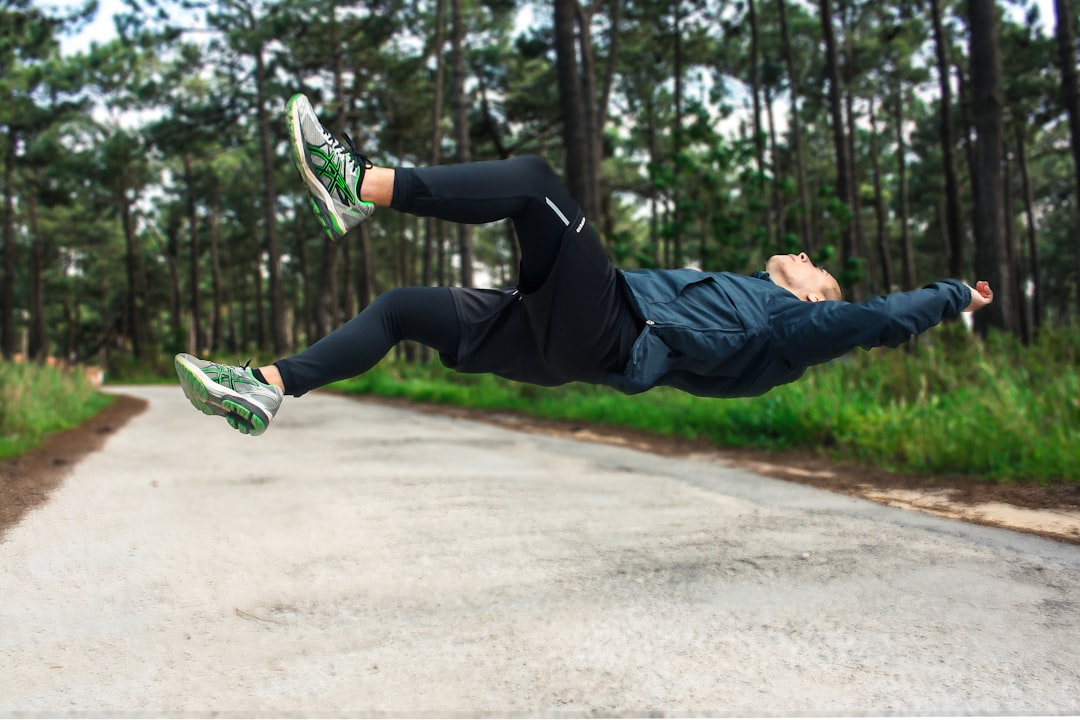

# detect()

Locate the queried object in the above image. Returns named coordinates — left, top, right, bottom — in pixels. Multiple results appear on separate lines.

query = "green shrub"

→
left=0, top=362, right=115, bottom=459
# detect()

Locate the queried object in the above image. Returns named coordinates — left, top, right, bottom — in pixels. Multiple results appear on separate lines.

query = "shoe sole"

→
left=286, top=94, right=371, bottom=240
left=174, top=354, right=271, bottom=437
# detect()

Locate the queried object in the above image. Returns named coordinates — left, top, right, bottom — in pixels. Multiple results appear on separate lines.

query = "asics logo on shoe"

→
left=308, top=143, right=360, bottom=205
left=206, top=366, right=261, bottom=390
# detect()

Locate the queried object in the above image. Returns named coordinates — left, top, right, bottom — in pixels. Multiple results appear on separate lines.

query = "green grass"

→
left=0, top=362, right=116, bottom=460
left=332, top=323, right=1080, bottom=485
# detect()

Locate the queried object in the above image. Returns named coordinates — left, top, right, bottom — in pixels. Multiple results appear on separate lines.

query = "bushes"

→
left=0, top=362, right=114, bottom=460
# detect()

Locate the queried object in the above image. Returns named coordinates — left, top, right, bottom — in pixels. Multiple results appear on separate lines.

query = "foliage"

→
left=333, top=324, right=1080, bottom=485
left=0, top=362, right=115, bottom=459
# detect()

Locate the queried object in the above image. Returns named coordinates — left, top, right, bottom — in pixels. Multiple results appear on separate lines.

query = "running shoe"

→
left=174, top=353, right=284, bottom=436
left=286, top=92, right=375, bottom=240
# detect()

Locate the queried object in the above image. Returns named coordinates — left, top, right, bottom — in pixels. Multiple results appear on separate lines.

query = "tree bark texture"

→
left=967, top=0, right=1014, bottom=333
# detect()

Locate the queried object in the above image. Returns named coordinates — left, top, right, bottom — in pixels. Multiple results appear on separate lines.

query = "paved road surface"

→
left=2, top=386, right=1079, bottom=715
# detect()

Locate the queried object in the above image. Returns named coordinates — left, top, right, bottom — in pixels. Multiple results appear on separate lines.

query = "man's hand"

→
left=963, top=280, right=993, bottom=312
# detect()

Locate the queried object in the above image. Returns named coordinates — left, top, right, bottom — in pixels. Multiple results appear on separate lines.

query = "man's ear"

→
left=806, top=292, right=824, bottom=302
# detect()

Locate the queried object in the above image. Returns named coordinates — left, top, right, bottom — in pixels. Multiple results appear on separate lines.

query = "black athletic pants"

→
left=275, top=156, right=641, bottom=396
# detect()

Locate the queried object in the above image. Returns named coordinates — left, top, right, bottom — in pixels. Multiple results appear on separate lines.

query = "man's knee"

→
left=511, top=155, right=559, bottom=185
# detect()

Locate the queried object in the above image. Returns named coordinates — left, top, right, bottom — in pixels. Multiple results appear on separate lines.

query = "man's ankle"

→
left=254, top=364, right=286, bottom=393
left=361, top=166, right=395, bottom=206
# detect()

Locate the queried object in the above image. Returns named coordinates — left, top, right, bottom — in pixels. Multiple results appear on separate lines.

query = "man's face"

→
left=765, top=253, right=842, bottom=301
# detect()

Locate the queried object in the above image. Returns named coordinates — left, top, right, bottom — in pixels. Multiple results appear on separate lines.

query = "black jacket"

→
left=606, top=269, right=970, bottom=397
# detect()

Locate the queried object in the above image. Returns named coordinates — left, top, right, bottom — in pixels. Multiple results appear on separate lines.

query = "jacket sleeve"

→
left=775, top=279, right=971, bottom=367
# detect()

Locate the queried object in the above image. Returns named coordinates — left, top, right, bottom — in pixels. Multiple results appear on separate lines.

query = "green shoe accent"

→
left=223, top=399, right=252, bottom=421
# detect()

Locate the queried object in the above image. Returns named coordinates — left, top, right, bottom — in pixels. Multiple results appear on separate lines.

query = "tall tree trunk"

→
left=646, top=95, right=660, bottom=265
left=162, top=230, right=181, bottom=348
left=315, top=201, right=341, bottom=341
left=1015, top=123, right=1041, bottom=335
left=99, top=265, right=113, bottom=367
left=63, top=298, right=76, bottom=362
left=844, top=90, right=866, bottom=292
left=332, top=1, right=349, bottom=325
left=819, top=0, right=854, bottom=285
left=956, top=61, right=976, bottom=184
left=340, top=223, right=355, bottom=320
left=119, top=178, right=144, bottom=359
left=357, top=223, right=374, bottom=308
left=1, top=129, right=16, bottom=359
left=295, top=219, right=312, bottom=345
left=423, top=0, right=446, bottom=289
left=316, top=4, right=344, bottom=341
left=254, top=47, right=287, bottom=353
left=1002, top=139, right=1029, bottom=343
left=672, top=0, right=684, bottom=266
left=930, top=0, right=965, bottom=277
left=967, top=0, right=1014, bottom=333
left=221, top=224, right=238, bottom=353
left=420, top=0, right=446, bottom=361
left=575, top=1, right=600, bottom=225
left=596, top=0, right=622, bottom=242
left=253, top=250, right=266, bottom=351
left=208, top=186, right=224, bottom=351
left=776, top=0, right=814, bottom=252
left=183, top=152, right=201, bottom=352
left=344, top=91, right=371, bottom=312
left=398, top=210, right=409, bottom=290
left=437, top=224, right=446, bottom=287
left=747, top=0, right=774, bottom=249
left=765, top=82, right=785, bottom=246
left=1054, top=0, right=1080, bottom=314
left=451, top=0, right=473, bottom=286
left=114, top=156, right=150, bottom=360
left=554, top=0, right=590, bottom=219
left=868, top=99, right=894, bottom=293
left=894, top=91, right=915, bottom=290
left=26, top=188, right=45, bottom=361
left=839, top=0, right=865, bottom=296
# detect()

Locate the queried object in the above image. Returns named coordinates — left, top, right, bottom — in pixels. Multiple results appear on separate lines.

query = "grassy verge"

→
left=333, top=323, right=1080, bottom=485
left=0, top=362, right=115, bottom=460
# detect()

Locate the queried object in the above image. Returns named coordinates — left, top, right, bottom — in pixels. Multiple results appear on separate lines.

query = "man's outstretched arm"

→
left=776, top=279, right=994, bottom=368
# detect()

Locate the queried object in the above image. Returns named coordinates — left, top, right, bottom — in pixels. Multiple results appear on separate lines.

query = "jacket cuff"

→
left=927, top=279, right=971, bottom=319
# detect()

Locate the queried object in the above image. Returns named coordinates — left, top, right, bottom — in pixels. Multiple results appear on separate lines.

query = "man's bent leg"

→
left=290, top=94, right=576, bottom=290
left=272, top=287, right=461, bottom=397
left=387, top=157, right=639, bottom=380
left=391, top=156, right=582, bottom=291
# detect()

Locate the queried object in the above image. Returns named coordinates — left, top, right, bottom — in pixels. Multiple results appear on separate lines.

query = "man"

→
left=175, top=94, right=993, bottom=436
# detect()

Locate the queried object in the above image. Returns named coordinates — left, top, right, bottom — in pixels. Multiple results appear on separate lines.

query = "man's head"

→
left=765, top=253, right=842, bottom=302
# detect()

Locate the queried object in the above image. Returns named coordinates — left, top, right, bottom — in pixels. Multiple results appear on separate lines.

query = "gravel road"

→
left=2, top=385, right=1079, bottom=715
